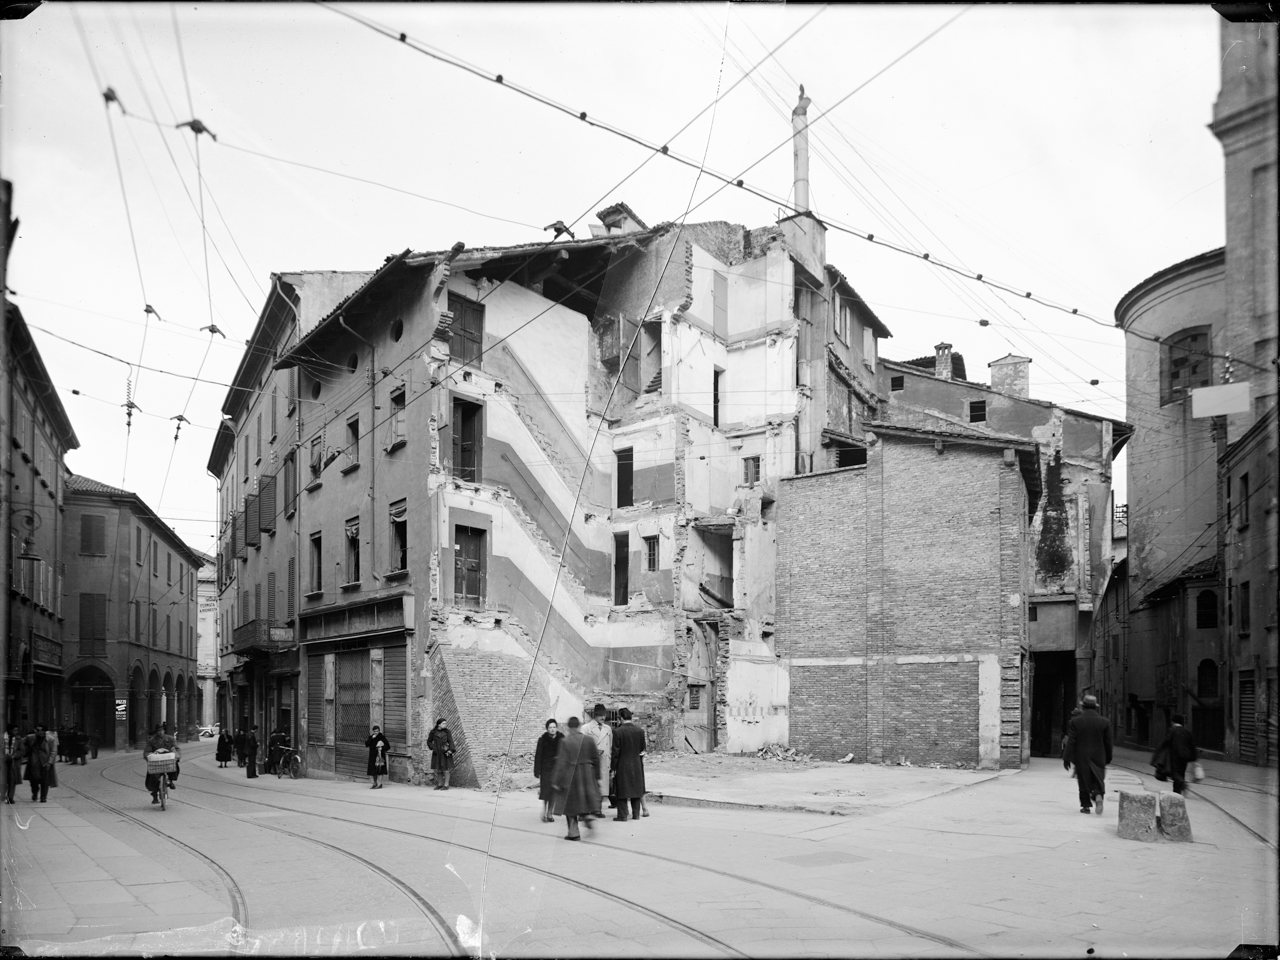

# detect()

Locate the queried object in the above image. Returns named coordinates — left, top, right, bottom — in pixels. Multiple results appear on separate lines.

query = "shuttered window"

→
left=308, top=654, right=326, bottom=744
left=259, top=475, right=277, bottom=534
left=79, top=593, right=107, bottom=656
left=267, top=572, right=277, bottom=623
left=284, top=453, right=298, bottom=516
left=80, top=515, right=106, bottom=555
left=287, top=556, right=296, bottom=620
left=234, top=512, right=246, bottom=559
left=383, top=646, right=408, bottom=748
left=245, top=495, right=261, bottom=547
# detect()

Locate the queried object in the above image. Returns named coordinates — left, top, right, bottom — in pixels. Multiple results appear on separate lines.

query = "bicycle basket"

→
left=146, top=754, right=177, bottom=774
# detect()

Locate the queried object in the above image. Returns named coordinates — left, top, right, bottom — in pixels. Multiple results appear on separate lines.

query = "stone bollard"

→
left=1158, top=791, right=1193, bottom=842
left=1117, top=790, right=1159, bottom=841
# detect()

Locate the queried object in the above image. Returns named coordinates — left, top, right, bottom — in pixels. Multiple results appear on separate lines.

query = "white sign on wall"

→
left=1191, top=382, right=1250, bottom=418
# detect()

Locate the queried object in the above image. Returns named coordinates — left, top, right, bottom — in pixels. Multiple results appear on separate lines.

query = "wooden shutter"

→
left=245, top=495, right=261, bottom=547
left=80, top=515, right=105, bottom=555
left=287, top=556, right=296, bottom=620
left=259, top=475, right=277, bottom=533
left=234, top=512, right=246, bottom=559
left=383, top=645, right=407, bottom=748
left=267, top=572, right=276, bottom=623
left=307, top=654, right=326, bottom=744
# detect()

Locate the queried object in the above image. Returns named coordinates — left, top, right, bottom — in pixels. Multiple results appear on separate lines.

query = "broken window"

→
left=641, top=321, right=663, bottom=393
left=614, top=532, right=630, bottom=606
left=644, top=535, right=659, bottom=572
left=743, top=455, right=761, bottom=487
left=616, top=447, right=634, bottom=507
left=833, top=443, right=866, bottom=469
left=1162, top=326, right=1211, bottom=404
left=345, top=518, right=360, bottom=584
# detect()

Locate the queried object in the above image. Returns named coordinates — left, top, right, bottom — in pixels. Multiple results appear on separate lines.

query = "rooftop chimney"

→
left=792, top=85, right=812, bottom=214
left=934, top=343, right=953, bottom=380
left=987, top=354, right=1032, bottom=398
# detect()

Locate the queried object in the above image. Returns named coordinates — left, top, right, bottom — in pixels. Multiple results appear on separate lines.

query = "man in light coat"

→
left=582, top=704, right=612, bottom=818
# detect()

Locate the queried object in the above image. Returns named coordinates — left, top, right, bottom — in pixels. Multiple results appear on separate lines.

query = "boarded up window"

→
left=80, top=515, right=106, bottom=555
left=79, top=593, right=107, bottom=656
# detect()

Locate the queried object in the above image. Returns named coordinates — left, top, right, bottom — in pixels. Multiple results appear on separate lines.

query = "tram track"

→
left=163, top=751, right=987, bottom=957
left=90, top=751, right=744, bottom=958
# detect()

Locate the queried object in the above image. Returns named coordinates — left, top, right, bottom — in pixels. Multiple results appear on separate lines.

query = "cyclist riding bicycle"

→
left=144, top=723, right=181, bottom=805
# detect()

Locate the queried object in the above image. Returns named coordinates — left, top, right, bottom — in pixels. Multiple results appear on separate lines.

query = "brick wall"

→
left=778, top=435, right=1030, bottom=768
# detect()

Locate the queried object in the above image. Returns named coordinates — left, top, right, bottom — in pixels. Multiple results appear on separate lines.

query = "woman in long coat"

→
left=365, top=725, right=390, bottom=789
left=24, top=725, right=54, bottom=802
left=426, top=719, right=454, bottom=790
left=551, top=716, right=601, bottom=840
left=533, top=719, right=563, bottom=822
left=215, top=729, right=234, bottom=767
left=245, top=726, right=259, bottom=779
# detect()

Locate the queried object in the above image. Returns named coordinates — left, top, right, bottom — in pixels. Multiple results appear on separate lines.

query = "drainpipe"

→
left=339, top=317, right=379, bottom=582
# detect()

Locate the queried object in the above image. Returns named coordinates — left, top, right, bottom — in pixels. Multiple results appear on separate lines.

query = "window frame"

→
left=643, top=535, right=659, bottom=572
left=308, top=532, right=323, bottom=596
left=344, top=517, right=361, bottom=586
left=743, top=455, right=761, bottom=488
left=1160, top=325, right=1212, bottom=405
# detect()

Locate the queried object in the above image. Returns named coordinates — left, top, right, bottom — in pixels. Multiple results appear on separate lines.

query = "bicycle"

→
left=276, top=745, right=302, bottom=780
left=146, top=751, right=178, bottom=810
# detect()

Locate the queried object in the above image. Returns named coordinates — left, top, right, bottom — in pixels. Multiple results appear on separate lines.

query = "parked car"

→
left=199, top=725, right=220, bottom=739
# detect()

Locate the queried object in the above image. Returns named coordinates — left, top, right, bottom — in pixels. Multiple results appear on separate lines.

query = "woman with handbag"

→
left=365, top=725, right=390, bottom=789
left=427, top=718, right=454, bottom=790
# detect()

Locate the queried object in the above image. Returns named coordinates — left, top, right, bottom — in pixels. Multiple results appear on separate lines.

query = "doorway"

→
left=453, top=526, right=486, bottom=609
left=682, top=622, right=718, bottom=752
left=1030, top=650, right=1075, bottom=757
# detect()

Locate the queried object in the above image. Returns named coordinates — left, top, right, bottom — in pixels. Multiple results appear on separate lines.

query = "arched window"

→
left=1196, top=590, right=1218, bottom=629
left=1197, top=658, right=1219, bottom=699
left=1161, top=326, right=1212, bottom=404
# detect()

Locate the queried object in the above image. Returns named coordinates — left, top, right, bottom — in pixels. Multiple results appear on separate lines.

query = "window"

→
left=613, top=532, right=630, bottom=605
left=1198, top=659, right=1219, bottom=698
left=836, top=299, right=853, bottom=343
left=1196, top=590, right=1218, bottom=629
left=152, top=544, right=159, bottom=577
left=287, top=369, right=297, bottom=416
left=259, top=475, right=277, bottom=534
left=78, top=593, right=107, bottom=657
left=1110, top=633, right=1120, bottom=661
left=179, top=562, right=185, bottom=595
left=310, top=379, right=321, bottom=401
left=309, top=436, right=323, bottom=481
left=743, top=456, right=761, bottom=487
left=345, top=417, right=360, bottom=470
left=190, top=571, right=195, bottom=595
left=644, top=535, right=659, bottom=572
left=448, top=293, right=485, bottom=365
left=1228, top=578, right=1234, bottom=626
left=616, top=447, right=634, bottom=507
left=133, top=600, right=142, bottom=641
left=390, top=318, right=404, bottom=343
left=309, top=533, right=323, bottom=594
left=712, top=370, right=723, bottom=428
left=166, top=552, right=173, bottom=585
left=1240, top=581, right=1251, bottom=634
left=79, top=515, right=106, bottom=555
left=284, top=452, right=298, bottom=515
left=451, top=399, right=482, bottom=482
left=1029, top=606, right=1039, bottom=622
left=254, top=582, right=262, bottom=622
left=890, top=375, right=905, bottom=392
left=271, top=387, right=278, bottom=440
left=256, top=413, right=262, bottom=462
left=969, top=400, right=987, bottom=423
left=346, top=352, right=359, bottom=374
left=165, top=614, right=171, bottom=651
left=1238, top=472, right=1250, bottom=528
left=388, top=387, right=407, bottom=450
left=862, top=325, right=876, bottom=367
left=245, top=495, right=261, bottom=548
left=1162, top=326, right=1212, bottom=404
left=136, top=526, right=143, bottom=565
left=834, top=443, right=866, bottom=468
left=389, top=500, right=408, bottom=572
left=151, top=608, right=157, bottom=646
left=345, top=518, right=361, bottom=585
left=453, top=526, right=485, bottom=608
left=287, top=556, right=296, bottom=619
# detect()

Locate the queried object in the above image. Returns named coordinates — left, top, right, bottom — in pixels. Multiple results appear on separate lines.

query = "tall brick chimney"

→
left=988, top=354, right=1032, bottom=398
left=934, top=343, right=953, bottom=380
left=792, top=85, right=812, bottom=214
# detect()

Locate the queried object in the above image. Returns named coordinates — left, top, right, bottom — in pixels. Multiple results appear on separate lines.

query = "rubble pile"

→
left=756, top=743, right=813, bottom=763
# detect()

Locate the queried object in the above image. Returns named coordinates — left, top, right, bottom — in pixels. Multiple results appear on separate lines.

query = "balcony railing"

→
left=230, top=619, right=291, bottom=656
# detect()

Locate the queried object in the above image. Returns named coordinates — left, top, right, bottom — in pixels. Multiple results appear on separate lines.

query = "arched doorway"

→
left=147, top=669, right=162, bottom=735
left=68, top=666, right=116, bottom=750
left=163, top=671, right=176, bottom=734
left=130, top=666, right=146, bottom=747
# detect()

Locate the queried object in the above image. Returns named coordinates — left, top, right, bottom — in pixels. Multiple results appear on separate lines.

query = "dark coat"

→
left=22, top=734, right=51, bottom=782
left=1065, top=707, right=1112, bottom=793
left=534, top=731, right=563, bottom=801
left=234, top=731, right=246, bottom=759
left=427, top=727, right=454, bottom=772
left=1168, top=725, right=1198, bottom=763
left=611, top=722, right=647, bottom=799
left=366, top=732, right=390, bottom=777
left=551, top=730, right=601, bottom=818
left=216, top=732, right=234, bottom=762
left=245, top=731, right=259, bottom=778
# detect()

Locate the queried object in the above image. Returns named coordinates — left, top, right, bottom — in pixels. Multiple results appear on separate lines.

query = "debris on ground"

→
left=837, top=752, right=855, bottom=764
left=756, top=743, right=814, bottom=763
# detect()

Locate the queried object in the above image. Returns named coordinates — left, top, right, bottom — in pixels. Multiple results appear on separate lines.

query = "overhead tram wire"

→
left=323, top=2, right=1273, bottom=374
left=474, top=13, right=734, bottom=945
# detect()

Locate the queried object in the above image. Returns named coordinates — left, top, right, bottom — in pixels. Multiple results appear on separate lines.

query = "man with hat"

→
left=582, top=704, right=612, bottom=819
left=1064, top=694, right=1112, bottom=815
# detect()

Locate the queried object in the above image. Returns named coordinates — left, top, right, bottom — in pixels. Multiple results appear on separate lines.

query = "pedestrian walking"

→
left=4, top=724, right=24, bottom=803
left=143, top=723, right=180, bottom=803
left=1153, top=714, right=1199, bottom=795
left=427, top=718, right=454, bottom=790
left=1064, top=694, right=1112, bottom=815
left=245, top=725, right=259, bottom=779
left=234, top=726, right=247, bottom=767
left=552, top=716, right=601, bottom=841
left=48, top=725, right=61, bottom=764
left=1061, top=706, right=1082, bottom=778
left=534, top=719, right=564, bottom=822
left=366, top=725, right=390, bottom=789
left=215, top=728, right=234, bottom=767
left=582, top=704, right=612, bottom=817
left=610, top=707, right=647, bottom=821
left=24, top=724, right=54, bottom=802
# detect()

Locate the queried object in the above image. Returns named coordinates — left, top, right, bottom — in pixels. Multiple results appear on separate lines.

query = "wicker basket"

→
left=146, top=754, right=177, bottom=774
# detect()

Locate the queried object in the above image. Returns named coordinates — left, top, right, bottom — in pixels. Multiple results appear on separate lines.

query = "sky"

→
left=2, top=3, right=1228, bottom=555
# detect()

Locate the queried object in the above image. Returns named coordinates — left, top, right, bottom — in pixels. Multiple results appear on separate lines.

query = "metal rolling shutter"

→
left=1239, top=674, right=1257, bottom=764
left=335, top=650, right=370, bottom=777
left=307, top=654, right=325, bottom=744
left=382, top=646, right=407, bottom=749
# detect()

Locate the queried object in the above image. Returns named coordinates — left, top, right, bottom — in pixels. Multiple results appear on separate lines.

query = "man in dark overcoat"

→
left=610, top=708, right=647, bottom=822
left=551, top=716, right=601, bottom=841
left=1064, top=694, right=1112, bottom=815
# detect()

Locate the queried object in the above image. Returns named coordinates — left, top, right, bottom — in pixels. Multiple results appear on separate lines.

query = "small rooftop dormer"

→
left=590, top=202, right=648, bottom=237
